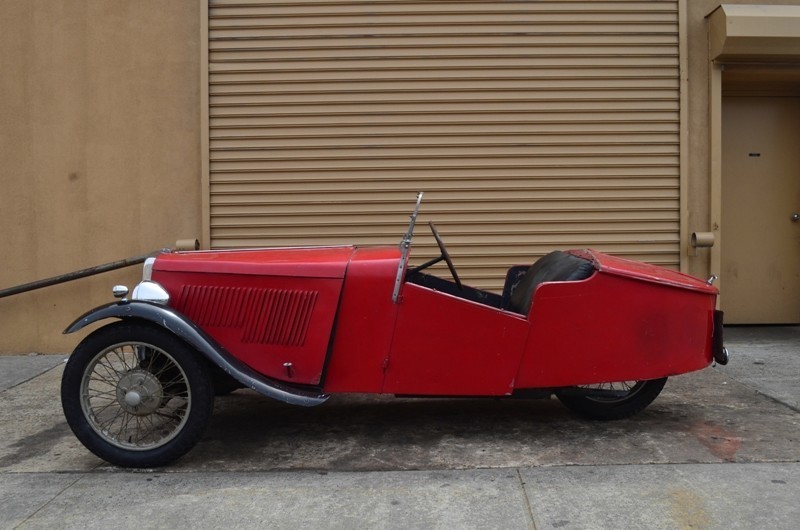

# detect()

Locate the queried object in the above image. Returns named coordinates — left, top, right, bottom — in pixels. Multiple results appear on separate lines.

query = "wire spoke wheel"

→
left=577, top=380, right=643, bottom=403
left=62, top=322, right=214, bottom=467
left=557, top=377, right=667, bottom=420
left=81, top=342, right=191, bottom=451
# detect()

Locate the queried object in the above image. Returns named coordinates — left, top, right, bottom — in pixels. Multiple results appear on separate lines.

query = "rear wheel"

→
left=61, top=321, right=214, bottom=467
left=556, top=378, right=667, bottom=420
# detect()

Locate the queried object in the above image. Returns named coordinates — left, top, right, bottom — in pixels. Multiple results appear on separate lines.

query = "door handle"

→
left=793, top=213, right=800, bottom=222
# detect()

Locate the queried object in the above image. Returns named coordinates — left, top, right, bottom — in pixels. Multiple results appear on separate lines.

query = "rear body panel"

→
left=518, top=251, right=717, bottom=387
left=569, top=249, right=717, bottom=294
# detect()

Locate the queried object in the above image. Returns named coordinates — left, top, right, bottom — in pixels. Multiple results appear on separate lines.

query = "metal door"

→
left=722, top=97, right=800, bottom=323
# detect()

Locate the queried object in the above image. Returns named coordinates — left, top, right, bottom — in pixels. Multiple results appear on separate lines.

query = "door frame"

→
left=707, top=4, right=800, bottom=301
left=709, top=62, right=723, bottom=294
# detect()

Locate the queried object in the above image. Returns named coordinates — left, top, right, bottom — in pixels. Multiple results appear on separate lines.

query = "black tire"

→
left=556, top=377, right=667, bottom=420
left=209, top=367, right=245, bottom=396
left=61, top=321, right=214, bottom=467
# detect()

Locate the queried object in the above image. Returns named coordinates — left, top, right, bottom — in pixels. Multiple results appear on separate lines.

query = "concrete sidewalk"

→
left=722, top=326, right=800, bottom=411
left=1, top=327, right=798, bottom=529
left=3, top=464, right=798, bottom=529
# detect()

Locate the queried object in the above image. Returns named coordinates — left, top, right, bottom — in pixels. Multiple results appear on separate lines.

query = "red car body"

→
left=60, top=195, right=727, bottom=467
left=152, top=246, right=718, bottom=396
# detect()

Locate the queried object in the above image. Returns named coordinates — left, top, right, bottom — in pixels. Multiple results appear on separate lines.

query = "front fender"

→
left=64, top=301, right=329, bottom=407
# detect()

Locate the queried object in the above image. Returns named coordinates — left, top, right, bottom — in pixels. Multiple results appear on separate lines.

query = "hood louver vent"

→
left=177, top=285, right=318, bottom=347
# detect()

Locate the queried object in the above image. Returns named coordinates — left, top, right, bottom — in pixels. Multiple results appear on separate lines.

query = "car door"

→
left=382, top=283, right=529, bottom=396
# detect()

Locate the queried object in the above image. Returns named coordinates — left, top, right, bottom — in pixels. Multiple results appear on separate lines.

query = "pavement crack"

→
left=517, top=468, right=538, bottom=530
left=14, top=474, right=83, bottom=529
left=0, top=359, right=66, bottom=395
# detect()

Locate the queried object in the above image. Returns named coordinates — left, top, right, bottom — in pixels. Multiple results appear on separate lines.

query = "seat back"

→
left=508, top=251, right=595, bottom=315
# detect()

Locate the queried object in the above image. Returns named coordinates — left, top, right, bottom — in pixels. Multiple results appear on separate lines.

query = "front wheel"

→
left=61, top=321, right=214, bottom=467
left=556, top=378, right=667, bottom=420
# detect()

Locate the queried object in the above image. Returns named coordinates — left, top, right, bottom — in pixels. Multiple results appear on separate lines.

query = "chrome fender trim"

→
left=64, top=301, right=329, bottom=407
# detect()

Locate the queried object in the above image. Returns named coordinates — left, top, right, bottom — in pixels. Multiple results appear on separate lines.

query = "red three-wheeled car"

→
left=61, top=193, right=727, bottom=467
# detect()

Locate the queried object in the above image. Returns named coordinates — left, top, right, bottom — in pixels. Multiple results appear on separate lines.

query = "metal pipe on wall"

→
left=0, top=239, right=199, bottom=299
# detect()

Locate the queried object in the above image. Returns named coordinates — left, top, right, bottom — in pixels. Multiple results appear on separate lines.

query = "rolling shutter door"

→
left=208, top=0, right=680, bottom=290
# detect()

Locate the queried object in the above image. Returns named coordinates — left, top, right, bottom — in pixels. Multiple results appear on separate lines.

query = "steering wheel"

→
left=428, top=221, right=463, bottom=290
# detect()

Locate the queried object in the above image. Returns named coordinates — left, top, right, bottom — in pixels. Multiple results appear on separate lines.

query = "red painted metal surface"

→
left=569, top=249, right=718, bottom=294
left=515, top=268, right=716, bottom=388
left=153, top=269, right=343, bottom=385
left=383, top=283, right=529, bottom=396
left=155, top=246, right=355, bottom=278
left=322, top=247, right=401, bottom=393
left=150, top=243, right=719, bottom=395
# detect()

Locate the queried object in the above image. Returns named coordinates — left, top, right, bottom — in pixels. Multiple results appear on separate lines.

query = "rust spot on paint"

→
left=687, top=421, right=742, bottom=462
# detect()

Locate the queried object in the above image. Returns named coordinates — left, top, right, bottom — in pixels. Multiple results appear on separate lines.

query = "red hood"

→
left=154, top=246, right=357, bottom=279
left=568, top=249, right=718, bottom=294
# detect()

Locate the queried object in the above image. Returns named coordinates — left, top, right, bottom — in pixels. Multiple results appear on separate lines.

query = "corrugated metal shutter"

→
left=208, top=0, right=680, bottom=290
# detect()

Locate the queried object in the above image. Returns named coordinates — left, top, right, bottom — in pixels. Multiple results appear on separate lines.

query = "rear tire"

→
left=557, top=378, right=667, bottom=420
left=61, top=321, right=214, bottom=467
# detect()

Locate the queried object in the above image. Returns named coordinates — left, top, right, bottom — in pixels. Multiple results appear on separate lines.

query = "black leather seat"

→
left=508, top=251, right=595, bottom=315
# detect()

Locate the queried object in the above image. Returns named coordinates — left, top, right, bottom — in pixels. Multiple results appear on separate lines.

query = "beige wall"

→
left=0, top=1, right=201, bottom=353
left=684, top=0, right=800, bottom=280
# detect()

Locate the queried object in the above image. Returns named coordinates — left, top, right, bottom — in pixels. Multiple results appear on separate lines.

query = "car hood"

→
left=154, top=246, right=358, bottom=279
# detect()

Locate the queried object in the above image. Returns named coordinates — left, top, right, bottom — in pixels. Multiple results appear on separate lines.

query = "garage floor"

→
left=1, top=326, right=797, bottom=474
left=1, top=327, right=798, bottom=529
